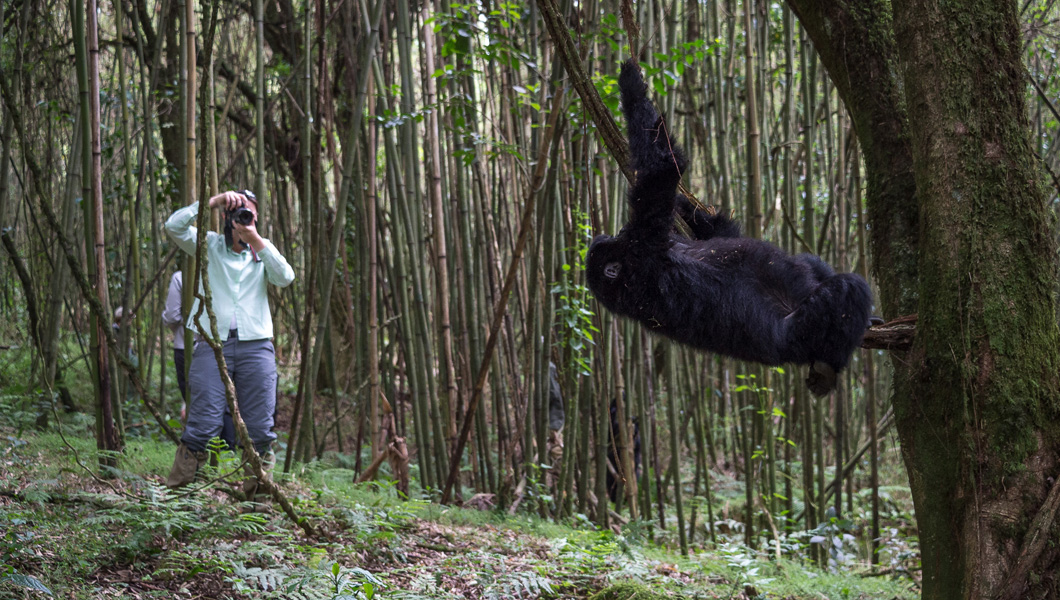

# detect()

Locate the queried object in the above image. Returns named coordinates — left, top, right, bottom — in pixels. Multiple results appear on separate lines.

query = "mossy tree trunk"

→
left=788, top=0, right=1060, bottom=597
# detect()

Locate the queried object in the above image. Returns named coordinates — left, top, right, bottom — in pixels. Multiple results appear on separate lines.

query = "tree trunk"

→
left=894, top=0, right=1060, bottom=596
left=788, top=0, right=1060, bottom=596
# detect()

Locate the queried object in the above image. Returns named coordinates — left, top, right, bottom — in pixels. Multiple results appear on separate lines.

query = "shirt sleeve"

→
left=161, top=272, right=183, bottom=328
left=164, top=202, right=201, bottom=256
left=257, top=239, right=296, bottom=288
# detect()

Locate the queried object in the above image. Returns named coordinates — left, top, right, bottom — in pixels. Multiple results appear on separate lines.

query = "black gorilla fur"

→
left=586, top=61, right=873, bottom=396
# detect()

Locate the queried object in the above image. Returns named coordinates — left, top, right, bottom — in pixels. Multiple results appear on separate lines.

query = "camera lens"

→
left=232, top=207, right=254, bottom=226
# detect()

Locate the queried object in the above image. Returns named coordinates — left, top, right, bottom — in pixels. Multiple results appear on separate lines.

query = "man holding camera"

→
left=163, top=190, right=295, bottom=489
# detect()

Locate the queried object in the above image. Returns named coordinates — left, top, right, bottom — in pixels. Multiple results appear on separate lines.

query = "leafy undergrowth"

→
left=0, top=431, right=917, bottom=600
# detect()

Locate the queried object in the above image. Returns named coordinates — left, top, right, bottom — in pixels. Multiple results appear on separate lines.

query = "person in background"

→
left=161, top=272, right=188, bottom=414
left=163, top=190, right=295, bottom=495
left=162, top=270, right=236, bottom=451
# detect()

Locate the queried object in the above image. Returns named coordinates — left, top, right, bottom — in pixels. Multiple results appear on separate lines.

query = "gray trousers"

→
left=182, top=331, right=277, bottom=454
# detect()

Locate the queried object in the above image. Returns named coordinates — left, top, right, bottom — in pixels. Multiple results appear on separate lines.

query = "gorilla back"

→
left=586, top=60, right=873, bottom=396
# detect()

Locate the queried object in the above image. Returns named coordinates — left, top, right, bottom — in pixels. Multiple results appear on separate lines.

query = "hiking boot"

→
left=166, top=443, right=207, bottom=488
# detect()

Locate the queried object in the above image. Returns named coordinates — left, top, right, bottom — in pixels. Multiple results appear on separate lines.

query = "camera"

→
left=227, top=189, right=256, bottom=226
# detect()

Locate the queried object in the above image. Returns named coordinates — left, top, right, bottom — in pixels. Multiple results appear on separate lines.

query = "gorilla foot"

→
left=806, top=361, right=836, bottom=398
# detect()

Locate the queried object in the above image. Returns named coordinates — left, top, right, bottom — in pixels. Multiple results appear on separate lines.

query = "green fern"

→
left=229, top=562, right=287, bottom=592
left=275, top=590, right=332, bottom=600
left=390, top=573, right=442, bottom=599
left=227, top=560, right=387, bottom=600
left=484, top=571, right=556, bottom=600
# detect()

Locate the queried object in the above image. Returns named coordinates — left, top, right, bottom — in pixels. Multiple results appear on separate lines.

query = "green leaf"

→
left=3, top=573, right=53, bottom=595
left=652, top=77, right=666, bottom=96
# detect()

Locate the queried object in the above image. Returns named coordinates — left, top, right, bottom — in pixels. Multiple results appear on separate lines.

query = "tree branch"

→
left=860, top=314, right=916, bottom=351
left=534, top=0, right=633, bottom=183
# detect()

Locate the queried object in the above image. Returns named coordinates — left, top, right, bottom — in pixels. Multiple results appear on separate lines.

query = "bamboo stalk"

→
left=440, top=84, right=567, bottom=505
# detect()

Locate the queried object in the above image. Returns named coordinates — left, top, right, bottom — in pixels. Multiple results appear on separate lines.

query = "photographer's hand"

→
left=233, top=222, right=265, bottom=253
left=208, top=190, right=249, bottom=211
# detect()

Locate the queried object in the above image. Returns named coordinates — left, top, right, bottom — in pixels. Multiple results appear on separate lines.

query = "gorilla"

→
left=586, top=60, right=873, bottom=396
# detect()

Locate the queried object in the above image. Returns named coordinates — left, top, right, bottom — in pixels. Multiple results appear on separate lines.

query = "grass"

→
left=0, top=425, right=920, bottom=600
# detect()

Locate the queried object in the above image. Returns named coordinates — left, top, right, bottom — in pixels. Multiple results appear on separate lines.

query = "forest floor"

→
left=0, top=428, right=918, bottom=600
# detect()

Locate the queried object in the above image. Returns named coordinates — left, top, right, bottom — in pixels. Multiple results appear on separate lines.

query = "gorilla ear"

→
left=604, top=262, right=622, bottom=280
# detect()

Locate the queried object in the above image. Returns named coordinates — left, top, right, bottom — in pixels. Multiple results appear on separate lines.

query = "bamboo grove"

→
left=3, top=0, right=1060, bottom=564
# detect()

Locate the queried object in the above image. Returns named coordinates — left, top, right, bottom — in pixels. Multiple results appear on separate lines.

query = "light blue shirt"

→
left=164, top=202, right=295, bottom=342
